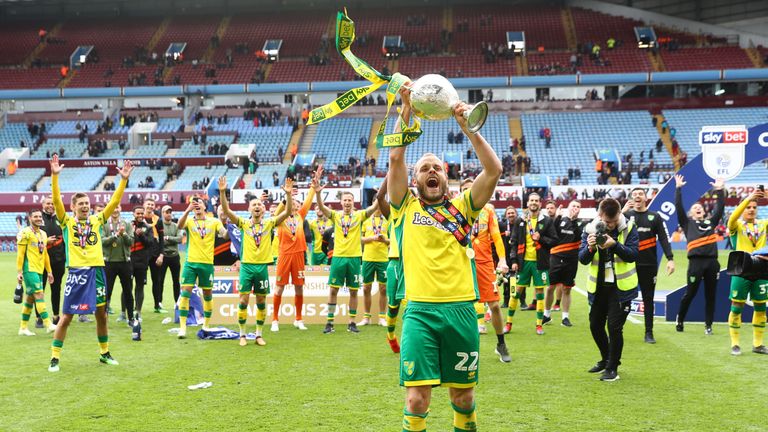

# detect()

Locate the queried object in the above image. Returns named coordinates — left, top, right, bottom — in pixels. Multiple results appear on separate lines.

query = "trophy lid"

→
left=409, top=74, right=460, bottom=121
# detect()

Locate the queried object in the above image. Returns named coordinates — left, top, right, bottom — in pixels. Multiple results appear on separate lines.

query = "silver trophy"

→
left=408, top=74, right=489, bottom=133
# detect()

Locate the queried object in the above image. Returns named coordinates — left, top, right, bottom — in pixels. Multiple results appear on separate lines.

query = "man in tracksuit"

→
left=545, top=200, right=583, bottom=327
left=128, top=206, right=153, bottom=324
left=505, top=192, right=558, bottom=335
left=41, top=196, right=66, bottom=324
left=624, top=188, right=675, bottom=344
left=143, top=199, right=166, bottom=313
left=102, top=205, right=134, bottom=322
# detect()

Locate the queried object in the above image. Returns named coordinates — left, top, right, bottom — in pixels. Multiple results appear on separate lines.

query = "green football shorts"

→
left=362, top=260, right=387, bottom=284
left=515, top=260, right=548, bottom=288
left=239, top=263, right=270, bottom=295
left=182, top=262, right=215, bottom=289
left=729, top=276, right=768, bottom=302
left=328, top=256, right=362, bottom=289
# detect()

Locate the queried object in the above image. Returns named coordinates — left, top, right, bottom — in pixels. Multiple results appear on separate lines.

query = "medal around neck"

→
left=466, top=248, right=475, bottom=259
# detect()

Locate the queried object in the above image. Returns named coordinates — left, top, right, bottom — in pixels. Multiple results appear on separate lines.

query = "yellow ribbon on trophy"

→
left=306, top=10, right=421, bottom=149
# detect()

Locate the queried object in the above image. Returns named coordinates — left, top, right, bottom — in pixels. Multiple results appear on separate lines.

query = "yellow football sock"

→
left=203, top=294, right=213, bottom=328
left=452, top=402, right=477, bottom=431
left=255, top=302, right=266, bottom=334
left=51, top=339, right=63, bottom=359
left=403, top=409, right=428, bottom=432
left=237, top=302, right=248, bottom=335
left=20, top=301, right=33, bottom=329
left=729, top=304, right=743, bottom=347
left=35, top=298, right=51, bottom=327
left=506, top=295, right=519, bottom=324
left=753, top=303, right=766, bottom=347
left=179, top=291, right=191, bottom=330
left=98, top=335, right=109, bottom=354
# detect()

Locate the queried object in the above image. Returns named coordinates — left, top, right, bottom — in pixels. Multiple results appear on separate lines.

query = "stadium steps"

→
left=745, top=47, right=765, bottom=68
left=297, top=124, right=317, bottom=154
left=515, top=55, right=528, bottom=76
left=34, top=176, right=48, bottom=191
left=509, top=117, right=522, bottom=142
left=166, top=148, right=179, bottom=157
left=561, top=8, right=578, bottom=51
left=287, top=124, right=306, bottom=159
left=444, top=7, right=453, bottom=52
left=261, top=63, right=273, bottom=81
left=124, top=148, right=136, bottom=156
left=202, top=16, right=231, bottom=63
left=163, top=178, right=177, bottom=190
left=58, top=69, right=77, bottom=88
left=23, top=22, right=63, bottom=68
left=97, top=175, right=116, bottom=191
left=366, top=119, right=383, bottom=164
left=162, top=66, right=175, bottom=83
left=647, top=51, right=666, bottom=72
left=653, top=114, right=679, bottom=170
left=146, top=17, right=171, bottom=53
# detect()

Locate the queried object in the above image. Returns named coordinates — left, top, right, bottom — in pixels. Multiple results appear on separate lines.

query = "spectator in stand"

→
left=255, top=178, right=263, bottom=189
left=448, top=130, right=455, bottom=144
left=273, top=171, right=279, bottom=187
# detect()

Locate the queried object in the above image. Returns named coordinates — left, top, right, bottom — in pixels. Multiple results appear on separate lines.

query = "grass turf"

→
left=0, top=250, right=766, bottom=431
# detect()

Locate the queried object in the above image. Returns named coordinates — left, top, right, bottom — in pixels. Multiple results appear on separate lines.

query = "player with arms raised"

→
left=390, top=86, right=502, bottom=432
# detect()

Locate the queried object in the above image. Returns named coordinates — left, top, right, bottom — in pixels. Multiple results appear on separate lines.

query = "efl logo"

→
left=699, top=126, right=748, bottom=145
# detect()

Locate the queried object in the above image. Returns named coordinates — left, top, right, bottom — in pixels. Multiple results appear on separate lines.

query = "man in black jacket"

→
left=143, top=199, right=166, bottom=313
left=546, top=201, right=583, bottom=327
left=498, top=205, right=518, bottom=308
left=624, top=188, right=675, bottom=344
left=128, top=206, right=153, bottom=324
left=504, top=193, right=558, bottom=335
left=41, top=197, right=66, bottom=325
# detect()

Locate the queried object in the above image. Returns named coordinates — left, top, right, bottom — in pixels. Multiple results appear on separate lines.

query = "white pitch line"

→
left=572, top=285, right=642, bottom=324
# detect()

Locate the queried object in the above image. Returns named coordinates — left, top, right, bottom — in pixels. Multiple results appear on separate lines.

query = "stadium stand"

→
left=661, top=46, right=754, bottom=71
left=0, top=168, right=45, bottom=192
left=0, top=20, right=56, bottom=66
left=132, top=142, right=169, bottom=158
left=311, top=117, right=372, bottom=167
left=253, top=164, right=290, bottom=188
left=36, top=167, right=108, bottom=192
left=31, top=138, right=87, bottom=159
left=155, top=16, right=221, bottom=62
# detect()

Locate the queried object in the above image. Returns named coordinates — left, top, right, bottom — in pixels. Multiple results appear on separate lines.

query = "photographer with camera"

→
left=579, top=198, right=638, bottom=382
left=128, top=206, right=153, bottom=326
left=725, top=187, right=768, bottom=355
left=674, top=175, right=724, bottom=336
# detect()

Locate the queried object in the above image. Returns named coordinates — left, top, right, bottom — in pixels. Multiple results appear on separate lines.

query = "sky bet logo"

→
left=699, top=126, right=748, bottom=146
left=211, top=279, right=237, bottom=294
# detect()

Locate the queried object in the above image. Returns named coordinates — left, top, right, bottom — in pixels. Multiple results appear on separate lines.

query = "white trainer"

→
left=293, top=320, right=308, bottom=330
left=46, top=324, right=57, bottom=334
left=358, top=318, right=370, bottom=327
left=19, top=328, right=36, bottom=336
left=378, top=318, right=388, bottom=327
left=271, top=321, right=280, bottom=332
left=177, top=328, right=187, bottom=339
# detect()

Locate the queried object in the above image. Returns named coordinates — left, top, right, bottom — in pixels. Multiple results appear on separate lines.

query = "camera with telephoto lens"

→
left=594, top=221, right=608, bottom=246
left=727, top=251, right=768, bottom=281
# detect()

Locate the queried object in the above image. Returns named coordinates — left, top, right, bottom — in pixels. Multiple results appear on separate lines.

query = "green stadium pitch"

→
left=0, top=251, right=765, bottom=431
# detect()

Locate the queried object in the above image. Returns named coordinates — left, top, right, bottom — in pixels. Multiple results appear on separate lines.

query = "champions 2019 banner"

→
left=648, top=122, right=768, bottom=322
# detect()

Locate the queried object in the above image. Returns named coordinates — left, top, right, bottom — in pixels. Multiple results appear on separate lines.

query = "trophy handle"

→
left=462, top=101, right=488, bottom=133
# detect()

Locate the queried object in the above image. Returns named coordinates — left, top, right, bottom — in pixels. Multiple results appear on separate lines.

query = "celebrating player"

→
left=219, top=176, right=292, bottom=346
left=390, top=86, right=501, bottom=431
left=726, top=189, right=768, bottom=355
left=271, top=182, right=315, bottom=332
left=360, top=205, right=389, bottom=327
left=674, top=175, right=724, bottom=338
left=546, top=200, right=582, bottom=327
left=376, top=178, right=405, bottom=353
left=460, top=178, right=510, bottom=362
left=47, top=155, right=133, bottom=372
left=17, top=209, right=56, bottom=336
left=314, top=165, right=378, bottom=334
left=176, top=196, right=229, bottom=339
left=309, top=206, right=333, bottom=265
left=505, top=193, right=557, bottom=335
left=624, top=188, right=674, bottom=343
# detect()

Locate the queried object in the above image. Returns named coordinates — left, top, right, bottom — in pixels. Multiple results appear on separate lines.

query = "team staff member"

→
left=17, top=209, right=56, bottom=335
left=505, top=193, right=557, bottom=335
left=389, top=86, right=501, bottom=432
left=726, top=189, right=768, bottom=355
left=315, top=166, right=378, bottom=334
left=101, top=205, right=134, bottom=322
left=128, top=206, right=152, bottom=324
left=545, top=200, right=582, bottom=327
left=143, top=199, right=166, bottom=314
left=47, top=155, right=133, bottom=372
left=624, top=188, right=675, bottom=344
left=674, top=175, right=724, bottom=336
left=309, top=206, right=332, bottom=265
left=360, top=208, right=389, bottom=327
left=498, top=206, right=518, bottom=308
left=41, top=196, right=66, bottom=324
left=579, top=198, right=639, bottom=382
left=160, top=206, right=183, bottom=303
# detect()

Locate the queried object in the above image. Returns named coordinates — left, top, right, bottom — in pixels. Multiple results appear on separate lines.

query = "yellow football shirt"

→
left=235, top=216, right=276, bottom=264
left=392, top=190, right=480, bottom=303
left=523, top=218, right=537, bottom=262
left=310, top=219, right=333, bottom=253
left=730, top=219, right=768, bottom=253
left=17, top=227, right=48, bottom=274
left=331, top=210, right=367, bottom=258
left=183, top=217, right=225, bottom=264
left=362, top=215, right=389, bottom=262
left=388, top=216, right=401, bottom=259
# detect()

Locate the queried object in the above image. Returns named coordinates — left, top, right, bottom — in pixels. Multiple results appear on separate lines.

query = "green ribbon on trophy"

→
left=306, top=9, right=422, bottom=149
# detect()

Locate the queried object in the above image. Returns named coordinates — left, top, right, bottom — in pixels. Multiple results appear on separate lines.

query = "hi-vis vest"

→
left=586, top=221, right=637, bottom=293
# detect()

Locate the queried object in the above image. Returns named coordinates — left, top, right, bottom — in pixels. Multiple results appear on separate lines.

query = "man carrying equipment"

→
left=176, top=196, right=229, bottom=339
left=624, top=188, right=674, bottom=343
left=726, top=189, right=768, bottom=355
left=545, top=200, right=582, bottom=327
left=48, top=155, right=133, bottom=372
left=315, top=166, right=378, bottom=334
left=505, top=193, right=558, bottom=335
left=17, top=209, right=56, bottom=336
left=360, top=207, right=389, bottom=327
left=219, top=176, right=292, bottom=346
left=390, top=86, right=501, bottom=432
